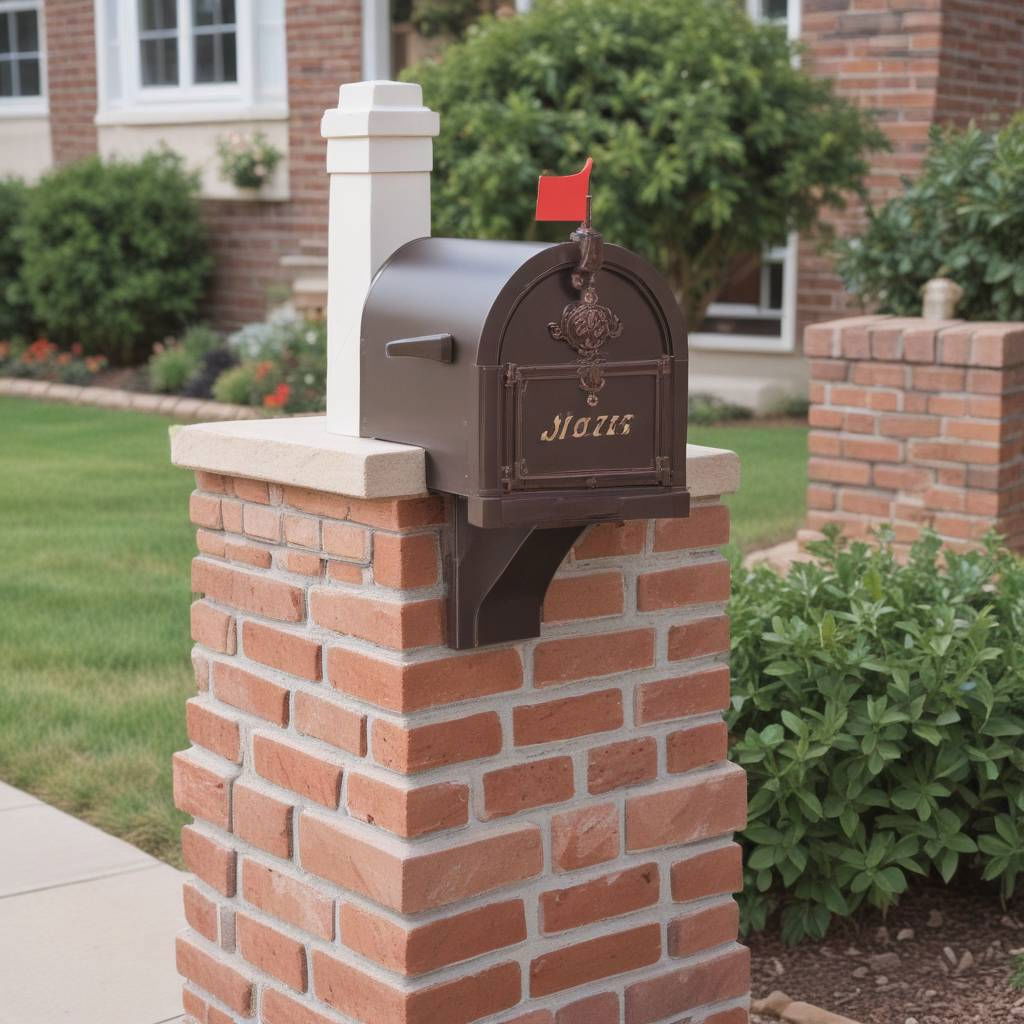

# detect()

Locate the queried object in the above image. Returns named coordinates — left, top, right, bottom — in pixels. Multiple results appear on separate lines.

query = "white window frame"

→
left=691, top=0, right=801, bottom=354
left=0, top=0, right=48, bottom=117
left=95, top=0, right=287, bottom=125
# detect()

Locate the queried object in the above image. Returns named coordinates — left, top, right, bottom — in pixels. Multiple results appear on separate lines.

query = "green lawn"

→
left=0, top=398, right=806, bottom=865
left=689, top=421, right=808, bottom=552
left=0, top=397, right=195, bottom=863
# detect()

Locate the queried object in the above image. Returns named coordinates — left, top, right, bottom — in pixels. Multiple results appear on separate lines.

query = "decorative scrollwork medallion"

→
left=548, top=283, right=623, bottom=407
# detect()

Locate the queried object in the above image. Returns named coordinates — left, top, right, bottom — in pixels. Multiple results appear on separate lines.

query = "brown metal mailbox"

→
left=360, top=235, right=690, bottom=648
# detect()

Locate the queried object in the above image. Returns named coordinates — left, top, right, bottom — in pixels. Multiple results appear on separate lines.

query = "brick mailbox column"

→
left=170, top=421, right=746, bottom=1024
left=805, top=315, right=1024, bottom=555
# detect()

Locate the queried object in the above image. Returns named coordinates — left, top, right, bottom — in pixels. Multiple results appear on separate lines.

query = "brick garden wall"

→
left=173, top=473, right=749, bottom=1024
left=806, top=315, right=1024, bottom=554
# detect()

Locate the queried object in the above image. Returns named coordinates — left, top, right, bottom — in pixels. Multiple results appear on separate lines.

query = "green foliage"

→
left=19, top=152, right=211, bottom=364
left=0, top=338, right=106, bottom=385
left=407, top=0, right=885, bottom=324
left=688, top=392, right=753, bottom=427
left=148, top=345, right=198, bottom=394
left=1012, top=953, right=1024, bottom=990
left=0, top=178, right=35, bottom=340
left=837, top=117, right=1024, bottom=321
left=730, top=527, right=1024, bottom=943
left=216, top=131, right=283, bottom=190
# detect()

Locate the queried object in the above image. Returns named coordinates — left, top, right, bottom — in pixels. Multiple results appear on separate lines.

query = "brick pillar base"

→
left=806, top=315, right=1024, bottom=556
left=171, top=428, right=747, bottom=1024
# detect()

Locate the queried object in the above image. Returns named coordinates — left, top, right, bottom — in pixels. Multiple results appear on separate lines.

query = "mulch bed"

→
left=748, top=881, right=1023, bottom=1023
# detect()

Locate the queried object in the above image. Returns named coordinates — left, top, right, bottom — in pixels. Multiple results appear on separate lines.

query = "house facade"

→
left=1, top=0, right=1022, bottom=404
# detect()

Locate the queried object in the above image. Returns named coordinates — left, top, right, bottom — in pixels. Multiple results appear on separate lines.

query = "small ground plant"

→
left=730, top=527, right=1024, bottom=943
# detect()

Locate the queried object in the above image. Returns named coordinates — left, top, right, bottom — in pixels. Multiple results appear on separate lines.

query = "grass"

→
left=0, top=398, right=807, bottom=865
left=0, top=397, right=195, bottom=864
left=689, top=420, right=808, bottom=552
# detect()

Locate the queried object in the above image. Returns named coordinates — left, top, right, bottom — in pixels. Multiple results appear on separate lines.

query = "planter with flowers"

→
left=216, top=131, right=283, bottom=194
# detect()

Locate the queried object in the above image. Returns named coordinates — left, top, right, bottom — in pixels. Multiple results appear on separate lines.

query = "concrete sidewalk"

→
left=0, top=781, right=185, bottom=1024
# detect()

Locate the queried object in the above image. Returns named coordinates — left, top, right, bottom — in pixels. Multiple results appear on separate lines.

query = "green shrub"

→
left=688, top=392, right=753, bottom=427
left=837, top=116, right=1024, bottom=321
left=407, top=0, right=885, bottom=325
left=148, top=344, right=199, bottom=394
left=730, top=527, right=1024, bottom=943
left=212, top=363, right=260, bottom=406
left=0, top=178, right=35, bottom=340
left=19, top=152, right=211, bottom=364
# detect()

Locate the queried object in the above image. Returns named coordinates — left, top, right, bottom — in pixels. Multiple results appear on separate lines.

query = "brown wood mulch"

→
left=748, top=882, right=1024, bottom=1024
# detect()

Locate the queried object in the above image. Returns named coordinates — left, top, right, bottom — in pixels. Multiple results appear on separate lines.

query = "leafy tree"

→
left=19, top=152, right=212, bottom=364
left=407, top=0, right=885, bottom=325
left=837, top=117, right=1024, bottom=322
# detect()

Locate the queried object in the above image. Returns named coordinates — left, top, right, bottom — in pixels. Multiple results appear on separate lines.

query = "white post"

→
left=320, top=80, right=439, bottom=436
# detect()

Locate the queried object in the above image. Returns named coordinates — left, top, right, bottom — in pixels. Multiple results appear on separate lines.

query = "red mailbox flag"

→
left=535, top=157, right=593, bottom=223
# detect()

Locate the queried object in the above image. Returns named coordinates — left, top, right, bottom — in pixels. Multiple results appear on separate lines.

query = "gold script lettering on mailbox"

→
left=540, top=413, right=635, bottom=441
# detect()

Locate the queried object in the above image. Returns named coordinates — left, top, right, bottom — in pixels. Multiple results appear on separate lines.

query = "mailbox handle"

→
left=384, top=334, right=454, bottom=364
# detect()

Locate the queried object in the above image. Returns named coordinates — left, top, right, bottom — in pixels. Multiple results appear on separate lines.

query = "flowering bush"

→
left=211, top=314, right=325, bottom=413
left=217, top=131, right=283, bottom=190
left=0, top=338, right=107, bottom=385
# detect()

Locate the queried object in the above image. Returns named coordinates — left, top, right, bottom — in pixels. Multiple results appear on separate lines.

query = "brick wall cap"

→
left=172, top=416, right=738, bottom=500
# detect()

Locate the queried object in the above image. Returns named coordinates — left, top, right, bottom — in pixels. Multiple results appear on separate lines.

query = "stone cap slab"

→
left=170, top=416, right=739, bottom=501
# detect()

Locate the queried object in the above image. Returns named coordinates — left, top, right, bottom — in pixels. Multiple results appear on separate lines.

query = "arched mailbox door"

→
left=361, top=236, right=690, bottom=648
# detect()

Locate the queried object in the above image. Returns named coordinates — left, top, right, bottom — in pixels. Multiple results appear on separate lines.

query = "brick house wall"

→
left=44, top=0, right=100, bottom=165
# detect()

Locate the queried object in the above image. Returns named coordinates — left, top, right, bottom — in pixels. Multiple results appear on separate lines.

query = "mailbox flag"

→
left=535, top=157, right=593, bottom=222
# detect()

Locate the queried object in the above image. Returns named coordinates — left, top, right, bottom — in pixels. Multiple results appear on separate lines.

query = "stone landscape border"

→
left=0, top=377, right=264, bottom=423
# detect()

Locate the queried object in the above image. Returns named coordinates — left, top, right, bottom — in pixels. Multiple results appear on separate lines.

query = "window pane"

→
left=15, top=10, right=38, bottom=52
left=139, top=0, right=177, bottom=32
left=193, top=32, right=213, bottom=80
left=140, top=36, right=178, bottom=85
left=193, top=0, right=216, bottom=26
left=17, top=57, right=39, bottom=94
left=763, top=0, right=788, bottom=20
left=0, top=14, right=11, bottom=53
left=0, top=60, right=12, bottom=96
left=768, top=262, right=784, bottom=310
left=194, top=27, right=237, bottom=82
left=222, top=30, right=236, bottom=80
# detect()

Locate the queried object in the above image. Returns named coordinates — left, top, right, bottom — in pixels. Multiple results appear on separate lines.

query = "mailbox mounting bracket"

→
left=444, top=496, right=584, bottom=650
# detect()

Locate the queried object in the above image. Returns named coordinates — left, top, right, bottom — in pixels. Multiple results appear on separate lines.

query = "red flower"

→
left=71, top=342, right=83, bottom=356
left=262, top=382, right=290, bottom=409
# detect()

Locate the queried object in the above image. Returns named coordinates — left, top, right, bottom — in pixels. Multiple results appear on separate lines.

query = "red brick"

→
left=903, top=327, right=936, bottom=363
left=927, top=394, right=968, bottom=416
left=840, top=489, right=893, bottom=517
left=668, top=900, right=740, bottom=958
left=322, top=521, right=370, bottom=561
left=294, top=691, right=366, bottom=756
left=808, top=430, right=841, bottom=457
left=850, top=362, right=905, bottom=388
left=212, top=661, right=289, bottom=726
left=243, top=505, right=281, bottom=542
left=223, top=538, right=273, bottom=569
left=190, top=494, right=222, bottom=529
left=253, top=733, right=343, bottom=808
left=346, top=773, right=469, bottom=838
left=529, top=924, right=661, bottom=997
left=186, top=699, right=241, bottom=763
left=637, top=560, right=730, bottom=612
left=703, top=1010, right=750, bottom=1024
left=542, top=572, right=624, bottom=623
left=327, top=646, right=522, bottom=712
left=300, top=814, right=543, bottom=913
left=237, top=912, right=307, bottom=991
left=192, top=559, right=304, bottom=622
left=912, top=365, right=965, bottom=391
left=190, top=601, right=236, bottom=654
left=666, top=615, right=730, bottom=662
left=483, top=757, right=574, bottom=819
left=873, top=464, right=932, bottom=491
left=232, top=783, right=293, bottom=858
left=573, top=521, right=645, bottom=559
left=556, top=994, right=619, bottom=1024
left=652, top=504, right=730, bottom=551
left=181, top=826, right=236, bottom=896
left=175, top=935, right=253, bottom=1015
left=281, top=487, right=445, bottom=531
left=541, top=863, right=659, bottom=933
left=183, top=881, right=218, bottom=942
left=340, top=899, right=527, bottom=976
left=808, top=359, right=847, bottom=381
left=626, top=764, right=746, bottom=851
left=945, top=418, right=1003, bottom=442
left=514, top=690, right=623, bottom=747
left=829, top=384, right=870, bottom=408
left=534, top=629, right=654, bottom=685
left=261, top=988, right=341, bottom=1024
left=808, top=407, right=842, bottom=429
left=808, top=458, right=871, bottom=486
left=173, top=752, right=234, bottom=829
left=242, top=858, right=334, bottom=940
left=666, top=720, right=729, bottom=774
left=283, top=550, right=323, bottom=577
left=313, top=953, right=520, bottom=1024
left=182, top=986, right=207, bottom=1021
left=842, top=437, right=902, bottom=462
left=196, top=471, right=228, bottom=494
left=283, top=513, right=319, bottom=549
left=242, top=621, right=321, bottom=681
left=624, top=945, right=750, bottom=1024
left=196, top=528, right=226, bottom=559
left=841, top=411, right=878, bottom=434
left=231, top=477, right=270, bottom=504
left=373, top=712, right=502, bottom=774
left=635, top=665, right=730, bottom=725
left=327, top=560, right=364, bottom=584
left=670, top=843, right=744, bottom=903
left=551, top=803, right=620, bottom=872
left=311, top=590, right=444, bottom=650
left=587, top=737, right=657, bottom=795
left=221, top=500, right=243, bottom=534
left=807, top=484, right=836, bottom=511
left=372, top=532, right=439, bottom=588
